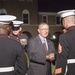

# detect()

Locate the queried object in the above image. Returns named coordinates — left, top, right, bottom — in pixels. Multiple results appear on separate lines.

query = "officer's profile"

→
left=55, top=10, right=75, bottom=75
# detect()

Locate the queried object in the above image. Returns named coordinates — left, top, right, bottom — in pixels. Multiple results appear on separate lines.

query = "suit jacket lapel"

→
left=47, top=39, right=52, bottom=54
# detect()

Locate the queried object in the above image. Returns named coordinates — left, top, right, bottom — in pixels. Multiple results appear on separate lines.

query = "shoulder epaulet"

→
left=8, top=36, right=19, bottom=42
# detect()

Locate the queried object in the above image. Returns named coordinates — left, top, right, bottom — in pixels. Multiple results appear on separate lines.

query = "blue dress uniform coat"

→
left=10, top=33, right=28, bottom=50
left=0, top=34, right=27, bottom=75
left=27, top=35, right=56, bottom=75
left=55, top=26, right=75, bottom=75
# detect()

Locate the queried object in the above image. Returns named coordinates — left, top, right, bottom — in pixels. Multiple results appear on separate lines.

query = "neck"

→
left=39, top=34, right=46, bottom=39
left=0, top=28, right=8, bottom=34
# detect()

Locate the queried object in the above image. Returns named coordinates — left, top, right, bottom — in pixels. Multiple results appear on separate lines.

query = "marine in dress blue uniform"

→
left=0, top=15, right=27, bottom=75
left=10, top=20, right=29, bottom=68
left=10, top=21, right=28, bottom=50
left=55, top=10, right=75, bottom=75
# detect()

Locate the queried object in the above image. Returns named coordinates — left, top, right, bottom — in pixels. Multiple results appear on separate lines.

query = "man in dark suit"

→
left=27, top=23, right=56, bottom=75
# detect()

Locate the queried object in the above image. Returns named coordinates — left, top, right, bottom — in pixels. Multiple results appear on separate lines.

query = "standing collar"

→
left=0, top=34, right=8, bottom=37
left=67, top=26, right=75, bottom=31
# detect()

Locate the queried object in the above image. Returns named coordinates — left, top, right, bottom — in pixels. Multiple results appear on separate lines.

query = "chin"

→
left=43, top=36, right=47, bottom=38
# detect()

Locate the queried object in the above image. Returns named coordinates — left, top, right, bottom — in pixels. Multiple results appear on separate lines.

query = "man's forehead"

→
left=40, top=24, right=48, bottom=28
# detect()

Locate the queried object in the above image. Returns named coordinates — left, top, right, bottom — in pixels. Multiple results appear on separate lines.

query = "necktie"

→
left=43, top=43, right=48, bottom=54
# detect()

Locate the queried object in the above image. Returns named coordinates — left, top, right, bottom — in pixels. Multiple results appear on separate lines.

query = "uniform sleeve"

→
left=15, top=44, right=27, bottom=75
left=50, top=41, right=56, bottom=65
left=27, top=38, right=46, bottom=64
left=55, top=35, right=69, bottom=75
left=50, top=41, right=56, bottom=53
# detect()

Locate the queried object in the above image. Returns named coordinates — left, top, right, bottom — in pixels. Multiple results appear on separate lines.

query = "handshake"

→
left=46, top=53, right=55, bottom=61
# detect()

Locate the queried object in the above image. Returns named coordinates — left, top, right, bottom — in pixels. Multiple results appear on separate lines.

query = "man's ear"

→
left=38, top=29, right=40, bottom=33
left=7, top=26, right=10, bottom=31
left=6, top=26, right=11, bottom=34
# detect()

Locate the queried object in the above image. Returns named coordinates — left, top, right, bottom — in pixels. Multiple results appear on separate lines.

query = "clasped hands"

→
left=46, top=53, right=55, bottom=61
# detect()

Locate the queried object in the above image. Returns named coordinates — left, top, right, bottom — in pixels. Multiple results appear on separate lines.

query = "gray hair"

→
left=38, top=23, right=49, bottom=29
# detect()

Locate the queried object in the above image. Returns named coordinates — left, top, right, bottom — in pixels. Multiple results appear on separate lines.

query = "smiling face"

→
left=38, top=23, right=49, bottom=38
left=12, top=27, right=22, bottom=35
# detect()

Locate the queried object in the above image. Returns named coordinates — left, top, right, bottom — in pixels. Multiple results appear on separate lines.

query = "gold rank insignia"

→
left=55, top=67, right=62, bottom=74
left=20, top=39, right=27, bottom=46
left=58, top=43, right=62, bottom=53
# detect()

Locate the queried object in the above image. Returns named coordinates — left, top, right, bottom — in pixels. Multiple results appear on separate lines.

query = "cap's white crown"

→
left=61, top=12, right=75, bottom=18
left=0, top=15, right=16, bottom=21
left=57, top=10, right=75, bottom=18
left=12, top=21, right=23, bottom=25
left=12, top=20, right=23, bottom=27
left=0, top=15, right=16, bottom=25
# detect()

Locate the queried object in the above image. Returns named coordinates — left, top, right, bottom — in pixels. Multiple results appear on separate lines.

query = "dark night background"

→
left=38, top=0, right=75, bottom=12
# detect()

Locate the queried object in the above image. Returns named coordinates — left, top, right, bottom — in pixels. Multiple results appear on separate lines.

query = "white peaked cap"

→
left=12, top=21, right=23, bottom=27
left=0, top=15, right=16, bottom=24
left=57, top=9, right=75, bottom=18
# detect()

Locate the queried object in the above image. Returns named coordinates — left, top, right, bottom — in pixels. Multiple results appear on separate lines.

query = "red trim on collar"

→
left=0, top=36, right=8, bottom=38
